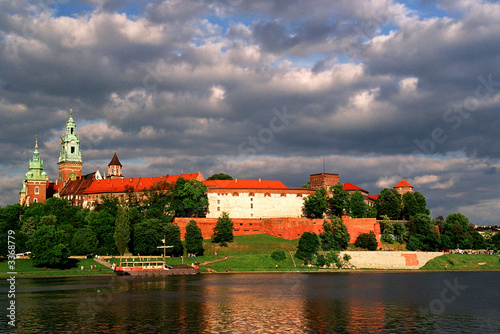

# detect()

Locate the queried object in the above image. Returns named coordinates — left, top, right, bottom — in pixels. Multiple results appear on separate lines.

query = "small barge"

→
left=113, top=260, right=199, bottom=276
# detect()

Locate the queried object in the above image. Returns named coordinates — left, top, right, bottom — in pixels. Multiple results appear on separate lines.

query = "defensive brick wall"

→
left=174, top=217, right=381, bottom=247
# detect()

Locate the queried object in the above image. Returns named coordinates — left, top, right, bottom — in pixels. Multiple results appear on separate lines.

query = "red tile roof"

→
left=368, top=194, right=379, bottom=201
left=342, top=182, right=368, bottom=193
left=203, top=179, right=288, bottom=190
left=394, top=179, right=413, bottom=188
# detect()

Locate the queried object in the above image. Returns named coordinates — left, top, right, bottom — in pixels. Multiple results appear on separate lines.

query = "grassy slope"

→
left=0, top=258, right=112, bottom=278
left=202, top=234, right=299, bottom=256
left=420, top=254, right=500, bottom=270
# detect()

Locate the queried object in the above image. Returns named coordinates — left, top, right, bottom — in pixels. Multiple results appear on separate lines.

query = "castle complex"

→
left=19, top=113, right=413, bottom=244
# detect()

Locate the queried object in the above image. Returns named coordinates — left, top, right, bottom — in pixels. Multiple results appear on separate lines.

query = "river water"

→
left=1, top=272, right=499, bottom=333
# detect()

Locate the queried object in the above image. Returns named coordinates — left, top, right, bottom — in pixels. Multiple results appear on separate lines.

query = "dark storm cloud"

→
left=1, top=0, right=500, bottom=225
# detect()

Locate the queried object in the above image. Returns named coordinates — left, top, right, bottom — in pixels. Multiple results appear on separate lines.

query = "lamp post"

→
left=157, top=236, right=173, bottom=258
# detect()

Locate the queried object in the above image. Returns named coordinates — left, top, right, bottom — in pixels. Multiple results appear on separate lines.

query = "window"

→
left=250, top=203, right=253, bottom=209
left=217, top=207, right=220, bottom=211
left=34, top=186, right=39, bottom=194
left=71, top=128, right=74, bottom=134
left=34, top=198, right=38, bottom=203
left=217, top=200, right=220, bottom=204
left=71, top=146, right=75, bottom=154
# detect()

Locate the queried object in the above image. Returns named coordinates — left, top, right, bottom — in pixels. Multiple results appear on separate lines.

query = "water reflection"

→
left=1, top=272, right=499, bottom=333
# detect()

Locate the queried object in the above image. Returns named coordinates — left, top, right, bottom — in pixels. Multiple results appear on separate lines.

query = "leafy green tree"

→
left=114, top=206, right=130, bottom=256
left=20, top=216, right=38, bottom=239
left=349, top=191, right=366, bottom=218
left=295, top=232, right=320, bottom=261
left=71, top=227, right=98, bottom=255
left=207, top=173, right=233, bottom=180
left=171, top=177, right=208, bottom=217
left=406, top=214, right=440, bottom=251
left=43, top=198, right=82, bottom=228
left=402, top=191, right=430, bottom=219
left=366, top=205, right=377, bottom=218
left=133, top=218, right=164, bottom=255
left=320, top=217, right=350, bottom=251
left=164, top=223, right=184, bottom=257
left=355, top=231, right=378, bottom=250
left=185, top=220, right=204, bottom=256
left=439, top=213, right=483, bottom=249
left=212, top=212, right=234, bottom=246
left=491, top=232, right=500, bottom=250
left=374, top=188, right=401, bottom=220
left=381, top=216, right=394, bottom=244
left=144, top=180, right=174, bottom=221
left=86, top=211, right=117, bottom=254
left=93, top=195, right=120, bottom=217
left=327, top=184, right=350, bottom=217
left=301, top=181, right=310, bottom=189
left=393, top=221, right=406, bottom=242
left=27, top=225, right=70, bottom=267
left=302, top=187, right=327, bottom=218
left=40, top=214, right=57, bottom=226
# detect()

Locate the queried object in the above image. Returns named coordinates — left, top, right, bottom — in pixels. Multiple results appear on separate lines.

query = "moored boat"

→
left=113, top=260, right=199, bottom=276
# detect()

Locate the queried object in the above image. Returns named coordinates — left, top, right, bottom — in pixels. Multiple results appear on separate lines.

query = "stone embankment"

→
left=340, top=251, right=443, bottom=269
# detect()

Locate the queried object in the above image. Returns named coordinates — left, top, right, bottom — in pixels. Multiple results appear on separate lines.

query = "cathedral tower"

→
left=20, top=138, right=49, bottom=205
left=58, top=111, right=83, bottom=184
left=107, top=152, right=123, bottom=179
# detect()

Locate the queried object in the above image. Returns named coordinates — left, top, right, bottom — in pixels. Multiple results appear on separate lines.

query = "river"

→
left=1, top=272, right=499, bottom=333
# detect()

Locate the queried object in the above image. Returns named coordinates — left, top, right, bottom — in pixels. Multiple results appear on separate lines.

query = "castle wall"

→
left=173, top=216, right=381, bottom=247
left=206, top=189, right=313, bottom=219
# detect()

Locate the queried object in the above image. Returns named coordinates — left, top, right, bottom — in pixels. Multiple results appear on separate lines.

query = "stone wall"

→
left=340, top=251, right=443, bottom=269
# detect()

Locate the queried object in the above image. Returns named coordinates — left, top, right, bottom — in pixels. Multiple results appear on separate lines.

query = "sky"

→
left=1, top=0, right=500, bottom=226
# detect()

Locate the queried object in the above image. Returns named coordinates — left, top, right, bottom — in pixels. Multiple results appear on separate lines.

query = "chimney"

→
left=235, top=178, right=237, bottom=183
left=259, top=178, right=261, bottom=182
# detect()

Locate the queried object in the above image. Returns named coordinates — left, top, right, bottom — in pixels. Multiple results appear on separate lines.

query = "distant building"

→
left=393, top=179, right=414, bottom=195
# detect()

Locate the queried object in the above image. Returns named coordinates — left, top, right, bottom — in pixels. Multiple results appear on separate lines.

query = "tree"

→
left=440, top=213, right=480, bottom=249
left=170, top=177, right=208, bottom=217
left=320, top=217, right=350, bottom=251
left=327, top=184, right=350, bottom=217
left=374, top=188, right=401, bottom=220
left=164, top=223, right=184, bottom=257
left=301, top=181, right=310, bottom=189
left=71, top=227, right=98, bottom=255
left=393, top=221, right=406, bottom=243
left=349, top=191, right=366, bottom=218
left=271, top=249, right=286, bottom=261
left=302, top=188, right=327, bottom=218
left=212, top=212, right=234, bottom=246
left=144, top=180, right=174, bottom=221
left=295, top=232, right=320, bottom=261
left=207, top=173, right=233, bottom=180
left=381, top=216, right=395, bottom=244
left=114, top=206, right=130, bottom=256
left=134, top=218, right=164, bottom=255
left=402, top=191, right=430, bottom=219
left=27, top=225, right=70, bottom=267
left=86, top=211, right=118, bottom=255
left=185, top=220, right=204, bottom=256
left=406, top=214, right=440, bottom=251
left=491, top=232, right=500, bottom=250
left=355, top=231, right=378, bottom=250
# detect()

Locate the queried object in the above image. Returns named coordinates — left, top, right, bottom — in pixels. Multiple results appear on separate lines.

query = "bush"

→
left=326, top=250, right=341, bottom=268
left=343, top=253, right=351, bottom=262
left=355, top=231, right=378, bottom=251
left=316, top=254, right=326, bottom=267
left=271, top=249, right=286, bottom=261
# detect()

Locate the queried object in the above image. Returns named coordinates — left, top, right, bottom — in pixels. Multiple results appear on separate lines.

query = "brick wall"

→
left=174, top=216, right=381, bottom=246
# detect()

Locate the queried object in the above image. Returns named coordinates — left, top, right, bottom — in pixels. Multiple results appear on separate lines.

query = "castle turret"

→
left=108, top=152, right=123, bottom=179
left=20, top=138, right=49, bottom=205
left=58, top=111, right=83, bottom=185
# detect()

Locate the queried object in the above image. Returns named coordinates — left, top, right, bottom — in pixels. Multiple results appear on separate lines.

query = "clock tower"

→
left=58, top=111, right=83, bottom=185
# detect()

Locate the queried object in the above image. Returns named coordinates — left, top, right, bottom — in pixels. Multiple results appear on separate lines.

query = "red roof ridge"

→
left=394, top=179, right=413, bottom=188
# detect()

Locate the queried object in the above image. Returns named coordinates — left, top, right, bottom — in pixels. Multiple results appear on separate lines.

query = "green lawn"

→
left=420, top=254, right=500, bottom=270
left=202, top=234, right=299, bottom=256
left=0, top=258, right=113, bottom=278
left=201, top=254, right=318, bottom=272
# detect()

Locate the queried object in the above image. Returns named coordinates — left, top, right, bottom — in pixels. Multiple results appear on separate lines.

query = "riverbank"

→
left=3, top=253, right=499, bottom=279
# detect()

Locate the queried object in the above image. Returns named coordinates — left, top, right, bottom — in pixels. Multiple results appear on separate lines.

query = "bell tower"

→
left=20, top=138, right=49, bottom=205
left=58, top=110, right=83, bottom=185
left=108, top=152, right=123, bottom=179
